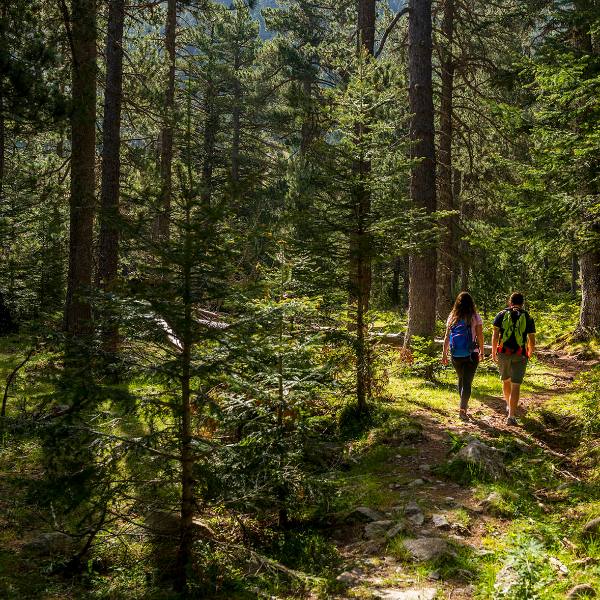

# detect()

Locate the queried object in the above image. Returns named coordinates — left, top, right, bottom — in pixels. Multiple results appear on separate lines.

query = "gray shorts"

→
left=498, top=354, right=528, bottom=384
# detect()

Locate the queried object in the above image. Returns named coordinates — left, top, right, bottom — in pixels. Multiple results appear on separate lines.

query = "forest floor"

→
left=1, top=341, right=600, bottom=599
left=326, top=351, right=600, bottom=600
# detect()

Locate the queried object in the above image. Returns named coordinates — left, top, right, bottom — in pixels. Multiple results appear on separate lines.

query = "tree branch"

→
left=375, top=7, right=409, bottom=58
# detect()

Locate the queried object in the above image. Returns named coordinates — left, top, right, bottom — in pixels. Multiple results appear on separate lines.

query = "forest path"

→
left=329, top=351, right=597, bottom=600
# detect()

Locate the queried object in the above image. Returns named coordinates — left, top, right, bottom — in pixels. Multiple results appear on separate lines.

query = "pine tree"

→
left=154, top=0, right=178, bottom=241
left=436, top=0, right=456, bottom=314
left=405, top=0, right=437, bottom=342
left=97, top=0, right=126, bottom=358
left=64, top=0, right=97, bottom=350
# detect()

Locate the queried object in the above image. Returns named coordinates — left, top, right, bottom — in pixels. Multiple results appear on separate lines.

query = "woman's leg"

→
left=451, top=358, right=465, bottom=401
left=460, top=359, right=478, bottom=411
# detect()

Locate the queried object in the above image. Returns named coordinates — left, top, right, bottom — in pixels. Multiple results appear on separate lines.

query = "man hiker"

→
left=491, top=292, right=536, bottom=426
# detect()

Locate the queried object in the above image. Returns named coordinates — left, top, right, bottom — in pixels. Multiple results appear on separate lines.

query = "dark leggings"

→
left=451, top=356, right=478, bottom=411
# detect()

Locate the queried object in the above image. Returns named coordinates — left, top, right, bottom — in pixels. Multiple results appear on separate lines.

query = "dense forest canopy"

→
left=0, top=0, right=599, bottom=597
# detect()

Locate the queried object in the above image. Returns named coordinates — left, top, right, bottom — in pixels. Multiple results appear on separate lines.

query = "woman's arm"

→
left=442, top=327, right=450, bottom=365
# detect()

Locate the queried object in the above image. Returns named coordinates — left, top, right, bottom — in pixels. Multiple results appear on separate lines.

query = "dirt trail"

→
left=331, top=351, right=596, bottom=600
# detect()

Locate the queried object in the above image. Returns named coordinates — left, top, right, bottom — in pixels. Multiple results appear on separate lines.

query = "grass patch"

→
left=386, top=535, right=412, bottom=562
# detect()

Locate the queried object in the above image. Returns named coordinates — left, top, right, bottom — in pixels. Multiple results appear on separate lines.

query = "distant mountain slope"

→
left=215, top=0, right=406, bottom=41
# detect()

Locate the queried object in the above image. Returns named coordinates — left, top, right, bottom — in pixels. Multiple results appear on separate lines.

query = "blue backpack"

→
left=449, top=319, right=474, bottom=358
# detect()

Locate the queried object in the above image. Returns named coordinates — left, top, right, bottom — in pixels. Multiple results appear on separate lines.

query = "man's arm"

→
left=492, top=326, right=500, bottom=362
left=527, top=333, right=536, bottom=358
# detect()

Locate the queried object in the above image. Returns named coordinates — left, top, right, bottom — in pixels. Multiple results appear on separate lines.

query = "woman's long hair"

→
left=448, top=291, right=477, bottom=326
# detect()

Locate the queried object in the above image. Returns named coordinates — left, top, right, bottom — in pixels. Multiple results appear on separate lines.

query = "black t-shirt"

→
left=493, top=307, right=536, bottom=354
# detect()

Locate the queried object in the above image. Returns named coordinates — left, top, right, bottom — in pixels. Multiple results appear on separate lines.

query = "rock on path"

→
left=567, top=583, right=596, bottom=598
left=375, top=588, right=438, bottom=600
left=454, top=439, right=506, bottom=480
left=348, top=506, right=386, bottom=523
left=582, top=517, right=600, bottom=539
left=402, top=537, right=452, bottom=562
left=364, top=520, right=394, bottom=540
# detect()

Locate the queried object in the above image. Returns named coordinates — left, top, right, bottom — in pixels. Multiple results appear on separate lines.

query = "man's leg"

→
left=508, top=356, right=527, bottom=418
left=509, top=383, right=520, bottom=418
left=503, top=378, right=512, bottom=411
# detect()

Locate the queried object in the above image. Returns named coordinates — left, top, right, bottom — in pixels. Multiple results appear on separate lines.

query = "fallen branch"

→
left=2, top=347, right=35, bottom=417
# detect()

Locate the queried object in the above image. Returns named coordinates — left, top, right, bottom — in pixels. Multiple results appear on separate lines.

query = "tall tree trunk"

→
left=573, top=0, right=600, bottom=336
left=202, top=45, right=218, bottom=206
left=452, top=166, right=462, bottom=294
left=0, top=95, right=4, bottom=206
left=456, top=168, right=471, bottom=291
left=295, top=73, right=317, bottom=229
left=0, top=5, right=5, bottom=206
left=391, top=256, right=401, bottom=307
left=358, top=0, right=376, bottom=52
left=202, top=94, right=218, bottom=207
left=300, top=76, right=315, bottom=153
left=97, top=0, right=125, bottom=356
left=155, top=0, right=176, bottom=241
left=351, top=0, right=376, bottom=412
left=579, top=252, right=600, bottom=333
left=405, top=0, right=437, bottom=343
left=436, top=0, right=455, bottom=316
left=175, top=84, right=195, bottom=595
left=231, top=49, right=241, bottom=190
left=176, top=335, right=194, bottom=592
left=64, top=0, right=97, bottom=343
left=571, top=252, right=579, bottom=296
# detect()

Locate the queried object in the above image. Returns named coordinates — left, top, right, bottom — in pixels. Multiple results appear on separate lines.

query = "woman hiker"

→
left=442, top=291, right=485, bottom=421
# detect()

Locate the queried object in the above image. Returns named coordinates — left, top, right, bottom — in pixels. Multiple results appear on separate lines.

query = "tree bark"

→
left=175, top=335, right=194, bottom=592
left=64, top=0, right=97, bottom=342
left=0, top=95, right=4, bottom=207
left=97, top=0, right=125, bottom=355
left=202, top=102, right=218, bottom=207
left=436, top=0, right=455, bottom=316
left=391, top=256, right=401, bottom=307
left=175, top=181, right=194, bottom=594
left=452, top=166, right=462, bottom=293
left=154, top=0, right=177, bottom=241
left=351, top=0, right=376, bottom=412
left=0, top=5, right=5, bottom=206
left=358, top=0, right=376, bottom=52
left=573, top=0, right=600, bottom=337
left=405, top=0, right=437, bottom=343
left=579, top=252, right=600, bottom=333
left=202, top=50, right=218, bottom=207
left=571, top=252, right=579, bottom=295
left=299, top=76, right=315, bottom=153
left=231, top=47, right=241, bottom=189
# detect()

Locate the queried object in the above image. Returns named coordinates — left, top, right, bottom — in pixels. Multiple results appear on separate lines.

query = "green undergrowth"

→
left=373, top=339, right=599, bottom=598
left=529, top=295, right=581, bottom=347
left=330, top=408, right=423, bottom=515
left=526, top=294, right=600, bottom=357
left=1, top=303, right=599, bottom=599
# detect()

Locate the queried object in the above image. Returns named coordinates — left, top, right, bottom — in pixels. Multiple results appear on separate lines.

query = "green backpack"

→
left=501, top=309, right=527, bottom=348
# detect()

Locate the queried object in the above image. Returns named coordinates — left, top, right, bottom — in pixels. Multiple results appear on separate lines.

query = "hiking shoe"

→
left=506, top=416, right=518, bottom=426
left=459, top=411, right=468, bottom=422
